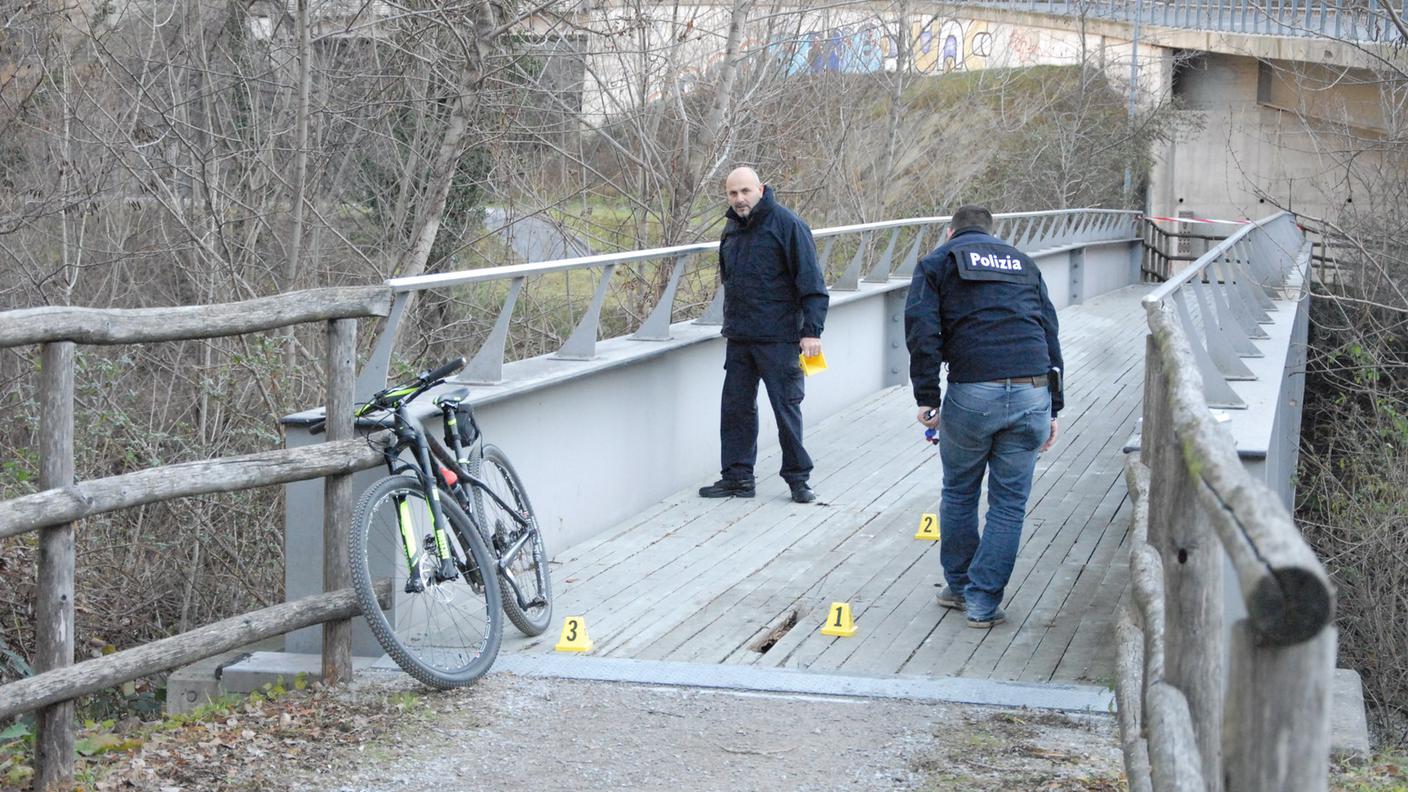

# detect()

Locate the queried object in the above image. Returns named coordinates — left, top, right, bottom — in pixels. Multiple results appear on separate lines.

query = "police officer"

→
left=699, top=167, right=829, bottom=504
left=905, top=205, right=1062, bottom=628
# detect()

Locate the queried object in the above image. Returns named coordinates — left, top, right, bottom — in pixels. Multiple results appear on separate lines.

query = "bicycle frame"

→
left=425, top=416, right=543, bottom=612
left=370, top=405, right=460, bottom=586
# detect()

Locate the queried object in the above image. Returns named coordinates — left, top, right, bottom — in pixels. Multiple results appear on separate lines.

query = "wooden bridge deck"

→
left=503, top=285, right=1150, bottom=687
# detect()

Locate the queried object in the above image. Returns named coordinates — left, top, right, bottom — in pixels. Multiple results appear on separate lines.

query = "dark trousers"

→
left=720, top=340, right=812, bottom=485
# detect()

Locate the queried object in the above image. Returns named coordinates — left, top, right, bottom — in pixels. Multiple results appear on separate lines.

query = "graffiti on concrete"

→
left=773, top=18, right=998, bottom=76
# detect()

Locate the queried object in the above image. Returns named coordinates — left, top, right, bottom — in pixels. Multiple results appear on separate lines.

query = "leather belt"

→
left=988, top=375, right=1045, bottom=387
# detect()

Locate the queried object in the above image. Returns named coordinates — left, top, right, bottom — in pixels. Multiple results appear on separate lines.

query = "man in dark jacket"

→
left=699, top=167, right=830, bottom=504
left=904, top=205, right=1062, bottom=629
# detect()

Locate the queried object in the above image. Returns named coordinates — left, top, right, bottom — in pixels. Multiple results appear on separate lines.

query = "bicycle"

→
left=429, top=376, right=554, bottom=638
left=314, top=357, right=551, bottom=688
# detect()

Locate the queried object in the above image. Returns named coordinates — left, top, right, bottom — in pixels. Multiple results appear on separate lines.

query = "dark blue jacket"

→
left=904, top=228, right=1064, bottom=416
left=719, top=186, right=829, bottom=343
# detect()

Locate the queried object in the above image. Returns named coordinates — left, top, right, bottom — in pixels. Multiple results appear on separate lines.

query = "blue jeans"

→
left=938, top=380, right=1051, bottom=620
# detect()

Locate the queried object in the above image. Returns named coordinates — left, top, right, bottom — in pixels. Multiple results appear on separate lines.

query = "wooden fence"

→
left=1140, top=218, right=1228, bottom=282
left=0, top=286, right=397, bottom=790
left=1116, top=300, right=1336, bottom=792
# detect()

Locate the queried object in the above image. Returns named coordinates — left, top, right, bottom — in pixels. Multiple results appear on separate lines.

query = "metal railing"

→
left=973, top=0, right=1408, bottom=42
left=357, top=209, right=1139, bottom=398
left=1139, top=212, right=1307, bottom=409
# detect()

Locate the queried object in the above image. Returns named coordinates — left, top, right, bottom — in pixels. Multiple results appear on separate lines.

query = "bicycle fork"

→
left=395, top=410, right=459, bottom=592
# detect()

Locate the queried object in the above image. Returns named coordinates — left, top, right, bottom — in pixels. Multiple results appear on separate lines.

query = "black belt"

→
left=988, top=375, right=1045, bottom=387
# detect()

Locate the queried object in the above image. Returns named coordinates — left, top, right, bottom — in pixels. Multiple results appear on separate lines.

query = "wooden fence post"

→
left=1224, top=620, right=1336, bottom=792
left=1141, top=332, right=1224, bottom=791
left=322, top=319, right=356, bottom=684
left=34, top=342, right=75, bottom=791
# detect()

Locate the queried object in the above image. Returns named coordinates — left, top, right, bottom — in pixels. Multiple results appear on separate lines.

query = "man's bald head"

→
left=725, top=167, right=765, bottom=218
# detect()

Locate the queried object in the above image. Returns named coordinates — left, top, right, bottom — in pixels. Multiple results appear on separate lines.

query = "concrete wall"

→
left=1147, top=51, right=1387, bottom=228
left=283, top=236, right=1142, bottom=655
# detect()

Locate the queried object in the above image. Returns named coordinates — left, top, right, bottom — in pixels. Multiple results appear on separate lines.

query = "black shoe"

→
left=789, top=483, right=816, bottom=503
left=699, top=478, right=755, bottom=498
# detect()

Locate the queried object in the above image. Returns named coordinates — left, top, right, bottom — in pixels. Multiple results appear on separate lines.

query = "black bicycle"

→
left=430, top=377, right=553, bottom=637
left=320, top=357, right=550, bottom=687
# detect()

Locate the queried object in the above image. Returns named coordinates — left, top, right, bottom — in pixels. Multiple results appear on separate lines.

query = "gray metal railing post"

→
left=356, top=291, right=410, bottom=401
left=864, top=228, right=902, bottom=283
left=461, top=277, right=525, bottom=383
left=632, top=255, right=691, bottom=341
left=834, top=231, right=873, bottom=290
left=894, top=226, right=928, bottom=278
left=696, top=286, right=725, bottom=325
left=1188, top=276, right=1257, bottom=379
left=555, top=264, right=616, bottom=360
left=1172, top=290, right=1248, bottom=407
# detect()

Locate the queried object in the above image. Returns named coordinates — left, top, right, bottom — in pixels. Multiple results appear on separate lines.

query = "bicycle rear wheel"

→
left=350, top=474, right=503, bottom=688
left=473, top=445, right=553, bottom=636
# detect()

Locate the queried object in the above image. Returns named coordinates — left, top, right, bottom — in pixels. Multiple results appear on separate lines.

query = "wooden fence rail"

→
left=1116, top=298, right=1335, bottom=792
left=0, top=440, right=383, bottom=539
left=0, top=286, right=393, bottom=791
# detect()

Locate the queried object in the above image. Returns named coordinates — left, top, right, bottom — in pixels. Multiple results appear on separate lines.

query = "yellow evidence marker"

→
left=799, top=351, right=828, bottom=376
left=820, top=602, right=857, bottom=637
left=914, top=512, right=941, bottom=541
left=554, top=616, right=593, bottom=653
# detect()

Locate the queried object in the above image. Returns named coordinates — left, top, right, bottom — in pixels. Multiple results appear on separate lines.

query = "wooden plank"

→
left=747, top=498, right=938, bottom=671
left=1147, top=302, right=1332, bottom=644
left=597, top=506, right=875, bottom=657
left=1115, top=611, right=1154, bottom=792
left=1142, top=331, right=1224, bottom=790
left=0, top=286, right=392, bottom=348
left=1051, top=551, right=1132, bottom=683
left=551, top=384, right=905, bottom=582
left=564, top=499, right=828, bottom=654
left=322, top=318, right=356, bottom=686
left=529, top=286, right=1156, bottom=687
left=1015, top=483, right=1133, bottom=681
left=1146, top=682, right=1207, bottom=792
left=677, top=415, right=934, bottom=666
left=1224, top=620, right=1335, bottom=792
left=0, top=582, right=390, bottom=722
left=0, top=440, right=385, bottom=539
left=652, top=509, right=882, bottom=663
left=34, top=342, right=75, bottom=792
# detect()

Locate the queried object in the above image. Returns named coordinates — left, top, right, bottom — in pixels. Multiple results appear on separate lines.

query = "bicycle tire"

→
left=472, top=445, right=553, bottom=636
left=349, top=474, right=503, bottom=688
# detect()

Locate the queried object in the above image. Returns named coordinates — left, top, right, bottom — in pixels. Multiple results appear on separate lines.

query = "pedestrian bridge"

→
left=0, top=205, right=1331, bottom=789
left=508, top=285, right=1143, bottom=690
left=264, top=208, right=1310, bottom=712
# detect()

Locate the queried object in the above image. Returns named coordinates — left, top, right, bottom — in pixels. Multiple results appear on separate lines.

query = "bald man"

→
left=699, top=168, right=830, bottom=503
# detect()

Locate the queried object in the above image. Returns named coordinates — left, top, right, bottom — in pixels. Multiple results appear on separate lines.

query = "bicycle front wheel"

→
left=350, top=474, right=503, bottom=688
left=473, top=445, right=553, bottom=636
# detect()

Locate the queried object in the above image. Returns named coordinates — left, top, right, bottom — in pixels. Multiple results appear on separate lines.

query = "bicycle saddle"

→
left=433, top=387, right=471, bottom=407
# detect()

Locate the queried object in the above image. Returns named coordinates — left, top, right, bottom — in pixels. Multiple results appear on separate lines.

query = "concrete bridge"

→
left=533, top=0, right=1399, bottom=241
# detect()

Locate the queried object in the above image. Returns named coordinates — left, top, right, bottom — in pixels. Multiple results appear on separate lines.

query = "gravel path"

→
left=287, top=673, right=1125, bottom=792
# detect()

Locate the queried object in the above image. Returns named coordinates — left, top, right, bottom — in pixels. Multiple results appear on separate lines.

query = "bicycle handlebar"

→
left=308, top=357, right=467, bottom=436
left=420, top=357, right=466, bottom=385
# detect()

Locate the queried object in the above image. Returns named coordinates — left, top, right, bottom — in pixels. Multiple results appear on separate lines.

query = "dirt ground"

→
left=78, top=672, right=1126, bottom=792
